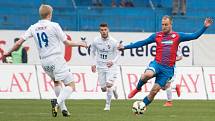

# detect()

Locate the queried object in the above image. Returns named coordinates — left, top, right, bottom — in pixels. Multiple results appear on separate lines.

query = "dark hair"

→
left=14, top=38, right=19, bottom=43
left=100, top=23, right=108, bottom=27
left=162, top=15, right=173, bottom=23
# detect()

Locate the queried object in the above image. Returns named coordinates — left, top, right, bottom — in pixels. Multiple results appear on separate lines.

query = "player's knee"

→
left=141, top=74, right=153, bottom=82
left=161, top=87, right=165, bottom=90
left=65, top=81, right=76, bottom=91
left=106, top=82, right=113, bottom=88
left=163, top=83, right=170, bottom=90
left=144, top=73, right=154, bottom=79
left=101, top=87, right=106, bottom=92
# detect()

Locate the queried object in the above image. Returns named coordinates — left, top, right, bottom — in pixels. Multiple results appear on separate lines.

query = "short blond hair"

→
left=39, top=4, right=53, bottom=19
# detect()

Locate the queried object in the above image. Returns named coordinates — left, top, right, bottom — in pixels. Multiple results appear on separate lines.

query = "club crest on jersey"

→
left=107, top=45, right=111, bottom=49
left=171, top=34, right=176, bottom=38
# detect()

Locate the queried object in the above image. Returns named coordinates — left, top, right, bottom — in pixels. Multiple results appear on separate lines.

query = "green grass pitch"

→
left=0, top=99, right=215, bottom=121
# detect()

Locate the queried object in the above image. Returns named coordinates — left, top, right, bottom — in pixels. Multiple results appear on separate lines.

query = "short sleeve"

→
left=21, top=26, right=33, bottom=40
left=54, top=23, right=67, bottom=42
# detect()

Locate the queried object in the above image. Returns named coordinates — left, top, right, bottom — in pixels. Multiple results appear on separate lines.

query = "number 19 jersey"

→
left=21, top=19, right=67, bottom=59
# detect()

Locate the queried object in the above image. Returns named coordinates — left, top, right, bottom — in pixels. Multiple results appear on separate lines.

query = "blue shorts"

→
left=146, top=60, right=174, bottom=87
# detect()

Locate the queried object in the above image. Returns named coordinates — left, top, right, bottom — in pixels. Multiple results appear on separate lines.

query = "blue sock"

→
left=143, top=97, right=151, bottom=106
left=136, top=78, right=145, bottom=90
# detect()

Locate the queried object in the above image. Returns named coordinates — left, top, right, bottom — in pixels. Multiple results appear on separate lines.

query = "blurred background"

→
left=0, top=0, right=214, bottom=33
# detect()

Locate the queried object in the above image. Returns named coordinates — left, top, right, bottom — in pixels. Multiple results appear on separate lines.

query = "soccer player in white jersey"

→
left=91, top=23, right=120, bottom=111
left=4, top=4, right=87, bottom=117
left=163, top=47, right=182, bottom=107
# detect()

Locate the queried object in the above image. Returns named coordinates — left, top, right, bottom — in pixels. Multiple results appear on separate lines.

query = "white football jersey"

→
left=91, top=35, right=120, bottom=70
left=21, top=20, right=66, bottom=59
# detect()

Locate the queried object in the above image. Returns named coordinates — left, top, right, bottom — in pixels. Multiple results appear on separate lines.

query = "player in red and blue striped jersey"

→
left=118, top=15, right=212, bottom=107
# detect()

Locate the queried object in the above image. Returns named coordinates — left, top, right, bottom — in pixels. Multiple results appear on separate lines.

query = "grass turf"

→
left=0, top=99, right=214, bottom=121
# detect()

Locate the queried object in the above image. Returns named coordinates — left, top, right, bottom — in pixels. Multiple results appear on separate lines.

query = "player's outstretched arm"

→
left=64, top=40, right=88, bottom=48
left=4, top=38, right=25, bottom=57
left=90, top=41, right=96, bottom=73
left=108, top=41, right=121, bottom=68
left=117, top=42, right=124, bottom=50
left=120, top=34, right=155, bottom=50
left=179, top=18, right=213, bottom=42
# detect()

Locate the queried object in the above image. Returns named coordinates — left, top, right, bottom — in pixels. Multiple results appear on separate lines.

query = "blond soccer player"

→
left=4, top=4, right=87, bottom=117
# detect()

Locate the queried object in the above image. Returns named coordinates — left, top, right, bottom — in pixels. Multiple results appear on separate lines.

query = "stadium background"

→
left=0, top=0, right=215, bottom=121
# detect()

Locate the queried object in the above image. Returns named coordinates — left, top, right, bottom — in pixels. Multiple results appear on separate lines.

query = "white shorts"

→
left=40, top=56, right=73, bottom=85
left=97, top=68, right=118, bottom=88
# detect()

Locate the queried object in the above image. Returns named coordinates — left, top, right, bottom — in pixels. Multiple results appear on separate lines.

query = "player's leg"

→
left=160, top=66, right=175, bottom=107
left=53, top=81, right=71, bottom=117
left=166, top=68, right=181, bottom=97
left=171, top=69, right=181, bottom=97
left=128, top=70, right=154, bottom=98
left=143, top=83, right=161, bottom=106
left=169, top=84, right=181, bottom=97
left=53, top=79, right=74, bottom=117
left=41, top=64, right=60, bottom=117
left=98, top=70, right=107, bottom=92
left=108, top=69, right=118, bottom=99
left=163, top=82, right=173, bottom=107
left=143, top=71, right=170, bottom=107
left=104, top=70, right=118, bottom=111
left=97, top=70, right=110, bottom=110
left=128, top=61, right=157, bottom=99
left=104, top=82, right=113, bottom=111
left=52, top=58, right=74, bottom=117
left=112, top=85, right=118, bottom=100
left=53, top=81, right=69, bottom=113
left=103, top=71, right=112, bottom=111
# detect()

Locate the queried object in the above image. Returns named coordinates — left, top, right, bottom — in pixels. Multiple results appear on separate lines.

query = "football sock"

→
left=54, top=85, right=68, bottom=111
left=166, top=87, right=172, bottom=101
left=137, top=78, right=145, bottom=90
left=57, top=86, right=73, bottom=106
left=54, top=85, right=61, bottom=96
left=106, top=87, right=113, bottom=106
left=143, top=96, right=151, bottom=106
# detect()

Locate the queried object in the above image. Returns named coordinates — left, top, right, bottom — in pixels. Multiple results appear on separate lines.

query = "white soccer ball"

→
left=132, top=101, right=147, bottom=115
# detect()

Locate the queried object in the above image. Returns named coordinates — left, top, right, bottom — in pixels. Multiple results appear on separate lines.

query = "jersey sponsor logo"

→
left=101, top=49, right=108, bottom=52
left=161, top=40, right=173, bottom=45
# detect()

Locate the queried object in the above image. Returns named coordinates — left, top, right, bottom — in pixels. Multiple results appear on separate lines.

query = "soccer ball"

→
left=132, top=101, right=147, bottom=115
